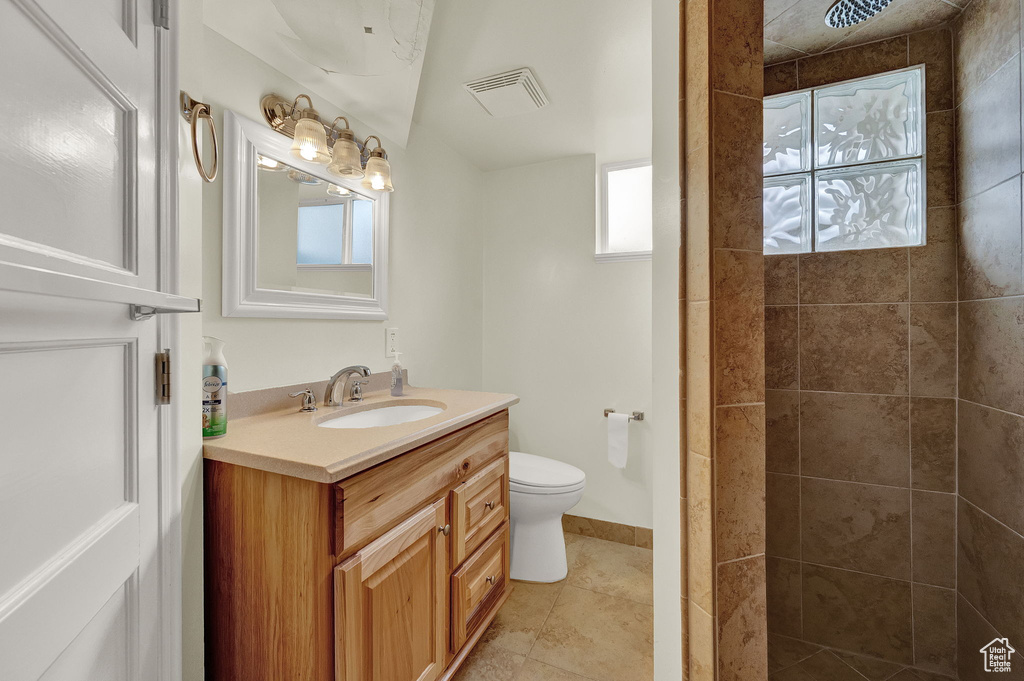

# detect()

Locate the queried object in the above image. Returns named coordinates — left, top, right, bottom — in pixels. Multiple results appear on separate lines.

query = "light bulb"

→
left=361, top=152, right=394, bottom=192
left=290, top=116, right=330, bottom=165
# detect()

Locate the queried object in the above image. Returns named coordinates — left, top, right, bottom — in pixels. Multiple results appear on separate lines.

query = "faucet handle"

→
left=351, top=379, right=369, bottom=402
left=288, top=389, right=318, bottom=412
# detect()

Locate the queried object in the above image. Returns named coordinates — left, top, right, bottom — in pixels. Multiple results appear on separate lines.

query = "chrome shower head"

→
left=825, top=0, right=893, bottom=28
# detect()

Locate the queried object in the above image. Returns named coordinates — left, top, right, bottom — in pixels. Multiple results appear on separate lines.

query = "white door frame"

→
left=155, top=3, right=182, bottom=680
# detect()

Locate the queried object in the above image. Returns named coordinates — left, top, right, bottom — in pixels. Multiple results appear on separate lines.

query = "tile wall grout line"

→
left=907, top=244, right=917, bottom=668
left=796, top=248, right=804, bottom=641
left=960, top=494, right=1024, bottom=543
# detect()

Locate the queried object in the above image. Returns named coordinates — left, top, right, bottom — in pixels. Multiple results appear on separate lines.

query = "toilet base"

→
left=509, top=513, right=569, bottom=582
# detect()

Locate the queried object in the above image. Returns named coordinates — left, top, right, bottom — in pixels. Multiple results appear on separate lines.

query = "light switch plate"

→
left=385, top=328, right=399, bottom=357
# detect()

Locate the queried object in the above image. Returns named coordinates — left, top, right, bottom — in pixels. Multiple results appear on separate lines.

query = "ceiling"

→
left=413, top=0, right=653, bottom=172
left=765, top=0, right=966, bottom=65
left=205, top=0, right=436, bottom=147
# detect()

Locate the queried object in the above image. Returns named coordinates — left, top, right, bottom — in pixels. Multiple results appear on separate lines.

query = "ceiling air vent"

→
left=463, top=68, right=548, bottom=118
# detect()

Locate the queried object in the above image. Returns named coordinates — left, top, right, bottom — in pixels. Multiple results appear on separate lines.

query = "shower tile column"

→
left=683, top=0, right=766, bottom=679
left=953, top=1, right=1024, bottom=679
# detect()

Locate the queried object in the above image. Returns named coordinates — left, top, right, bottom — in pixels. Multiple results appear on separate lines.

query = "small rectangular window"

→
left=763, top=66, right=926, bottom=254
left=598, top=160, right=652, bottom=261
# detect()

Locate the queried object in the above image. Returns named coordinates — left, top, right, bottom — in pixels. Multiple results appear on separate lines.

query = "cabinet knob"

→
left=485, top=501, right=495, bottom=510
left=439, top=524, right=451, bottom=536
left=486, top=575, right=496, bottom=585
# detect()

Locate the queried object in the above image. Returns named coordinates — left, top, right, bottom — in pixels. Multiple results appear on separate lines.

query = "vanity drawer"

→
left=450, top=522, right=509, bottom=651
left=451, top=457, right=508, bottom=566
left=334, top=411, right=509, bottom=559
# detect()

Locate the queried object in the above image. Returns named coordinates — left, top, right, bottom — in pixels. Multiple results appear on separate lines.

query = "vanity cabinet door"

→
left=335, top=498, right=448, bottom=681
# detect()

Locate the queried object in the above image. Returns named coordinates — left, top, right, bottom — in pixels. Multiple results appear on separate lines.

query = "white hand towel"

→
left=607, top=412, right=630, bottom=469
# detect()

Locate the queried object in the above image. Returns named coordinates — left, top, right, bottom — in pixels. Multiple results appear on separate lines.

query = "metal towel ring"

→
left=181, top=91, right=218, bottom=183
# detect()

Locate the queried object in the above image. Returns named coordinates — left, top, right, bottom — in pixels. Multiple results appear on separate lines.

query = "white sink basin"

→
left=318, top=404, right=445, bottom=429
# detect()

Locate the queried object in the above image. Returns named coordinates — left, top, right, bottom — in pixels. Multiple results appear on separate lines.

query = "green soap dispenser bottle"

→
left=202, top=336, right=228, bottom=439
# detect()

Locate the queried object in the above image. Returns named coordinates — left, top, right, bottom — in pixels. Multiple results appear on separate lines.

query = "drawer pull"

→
left=486, top=575, right=496, bottom=585
left=485, top=501, right=495, bottom=510
left=439, top=524, right=451, bottom=536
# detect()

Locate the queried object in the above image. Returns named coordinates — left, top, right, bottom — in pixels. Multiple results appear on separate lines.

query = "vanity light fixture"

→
left=288, top=95, right=330, bottom=164
left=361, top=136, right=394, bottom=192
left=260, top=92, right=396, bottom=191
left=327, top=117, right=365, bottom=179
left=327, top=183, right=351, bottom=197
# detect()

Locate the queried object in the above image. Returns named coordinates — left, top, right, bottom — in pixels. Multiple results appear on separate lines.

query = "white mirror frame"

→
left=222, top=110, right=390, bottom=319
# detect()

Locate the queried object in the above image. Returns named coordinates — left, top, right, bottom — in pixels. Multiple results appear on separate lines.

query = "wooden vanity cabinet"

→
left=205, top=410, right=511, bottom=681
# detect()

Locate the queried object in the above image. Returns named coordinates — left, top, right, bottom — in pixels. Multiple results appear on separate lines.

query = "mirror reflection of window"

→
left=297, top=204, right=346, bottom=265
left=296, top=199, right=374, bottom=268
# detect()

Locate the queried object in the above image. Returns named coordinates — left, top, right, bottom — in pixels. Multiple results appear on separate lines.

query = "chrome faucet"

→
left=325, top=365, right=371, bottom=406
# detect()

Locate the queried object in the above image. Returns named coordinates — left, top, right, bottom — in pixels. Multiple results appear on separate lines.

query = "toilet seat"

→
left=509, top=451, right=586, bottom=495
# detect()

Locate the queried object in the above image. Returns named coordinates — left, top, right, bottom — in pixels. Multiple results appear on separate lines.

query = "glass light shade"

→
left=328, top=135, right=365, bottom=178
left=327, top=183, right=350, bottom=197
left=290, top=117, right=330, bottom=164
left=362, top=155, right=394, bottom=192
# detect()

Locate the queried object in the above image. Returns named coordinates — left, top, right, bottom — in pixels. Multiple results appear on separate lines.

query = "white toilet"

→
left=508, top=450, right=586, bottom=582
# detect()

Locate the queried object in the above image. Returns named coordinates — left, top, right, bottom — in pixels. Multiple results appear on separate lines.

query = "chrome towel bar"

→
left=604, top=409, right=644, bottom=421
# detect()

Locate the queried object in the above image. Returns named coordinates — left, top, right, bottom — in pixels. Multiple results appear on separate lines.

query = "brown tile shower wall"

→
left=952, top=2, right=1024, bottom=680
left=684, top=0, right=767, bottom=679
left=763, top=29, right=959, bottom=677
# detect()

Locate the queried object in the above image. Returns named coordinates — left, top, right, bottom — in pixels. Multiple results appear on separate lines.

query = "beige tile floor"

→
left=453, top=533, right=654, bottom=681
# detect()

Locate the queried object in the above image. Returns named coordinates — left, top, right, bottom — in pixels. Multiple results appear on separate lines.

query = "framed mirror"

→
left=222, top=110, right=389, bottom=319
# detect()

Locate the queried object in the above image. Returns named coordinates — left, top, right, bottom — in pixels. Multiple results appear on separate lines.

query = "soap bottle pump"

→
left=202, top=336, right=228, bottom=439
left=390, top=351, right=404, bottom=397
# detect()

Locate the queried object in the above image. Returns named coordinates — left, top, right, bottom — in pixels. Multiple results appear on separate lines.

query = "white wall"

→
left=481, top=155, right=654, bottom=529
left=197, top=29, right=486, bottom=393
left=651, top=0, right=683, bottom=676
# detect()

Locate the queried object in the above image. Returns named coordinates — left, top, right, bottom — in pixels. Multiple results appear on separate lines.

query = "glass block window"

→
left=763, top=67, right=926, bottom=254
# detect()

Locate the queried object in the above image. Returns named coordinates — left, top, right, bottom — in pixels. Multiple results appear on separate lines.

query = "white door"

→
left=0, top=0, right=193, bottom=679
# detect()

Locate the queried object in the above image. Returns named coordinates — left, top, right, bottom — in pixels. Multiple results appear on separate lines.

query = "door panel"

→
left=0, top=340, right=134, bottom=597
left=39, top=582, right=133, bottom=681
left=0, top=0, right=135, bottom=270
left=0, top=0, right=170, bottom=676
left=0, top=0, right=156, bottom=287
left=336, top=499, right=448, bottom=681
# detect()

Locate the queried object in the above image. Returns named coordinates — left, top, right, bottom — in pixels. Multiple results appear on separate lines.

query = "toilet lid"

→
left=509, top=451, right=586, bottom=489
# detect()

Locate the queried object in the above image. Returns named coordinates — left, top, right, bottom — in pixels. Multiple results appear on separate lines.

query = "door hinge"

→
left=156, top=350, right=172, bottom=405
left=154, top=0, right=170, bottom=29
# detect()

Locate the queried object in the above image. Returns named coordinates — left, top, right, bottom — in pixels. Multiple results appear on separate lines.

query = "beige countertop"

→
left=203, top=383, right=519, bottom=483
